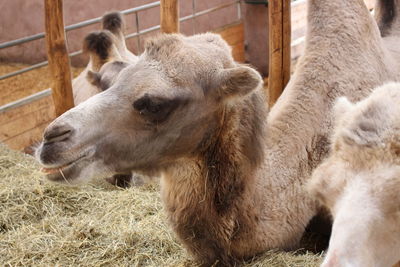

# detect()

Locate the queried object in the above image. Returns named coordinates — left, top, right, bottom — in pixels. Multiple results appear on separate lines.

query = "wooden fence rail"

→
left=268, top=0, right=291, bottom=107
left=161, top=0, right=179, bottom=33
left=44, top=0, right=74, bottom=116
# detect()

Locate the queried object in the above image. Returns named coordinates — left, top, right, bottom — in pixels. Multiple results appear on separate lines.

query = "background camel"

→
left=72, top=12, right=137, bottom=106
left=308, top=83, right=400, bottom=267
left=34, top=0, right=400, bottom=265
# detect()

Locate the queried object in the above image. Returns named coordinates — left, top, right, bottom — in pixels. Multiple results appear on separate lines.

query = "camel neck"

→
left=159, top=93, right=267, bottom=264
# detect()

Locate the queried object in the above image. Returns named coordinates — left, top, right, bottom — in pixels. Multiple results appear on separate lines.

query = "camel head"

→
left=35, top=33, right=262, bottom=183
left=308, top=83, right=400, bottom=267
left=86, top=60, right=130, bottom=91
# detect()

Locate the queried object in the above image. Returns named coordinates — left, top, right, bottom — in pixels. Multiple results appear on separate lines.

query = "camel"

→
left=35, top=0, right=400, bottom=265
left=308, top=83, right=400, bottom=267
left=72, top=12, right=137, bottom=106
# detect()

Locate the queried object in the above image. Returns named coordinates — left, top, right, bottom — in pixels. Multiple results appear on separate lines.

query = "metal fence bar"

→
left=0, top=61, right=48, bottom=80
left=135, top=12, right=142, bottom=53
left=180, top=0, right=239, bottom=23
left=0, top=33, right=46, bottom=50
left=125, top=25, right=161, bottom=39
left=192, top=0, right=197, bottom=34
left=0, top=1, right=161, bottom=49
left=1, top=1, right=240, bottom=81
left=0, top=88, right=52, bottom=114
left=0, top=50, right=84, bottom=80
left=69, top=50, right=83, bottom=57
left=126, top=1, right=240, bottom=40
left=0, top=1, right=239, bottom=81
left=237, top=1, right=241, bottom=20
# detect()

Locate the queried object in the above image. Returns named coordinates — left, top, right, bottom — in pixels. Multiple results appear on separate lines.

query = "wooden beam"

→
left=160, top=0, right=179, bottom=33
left=44, top=0, right=74, bottom=116
left=268, top=0, right=291, bottom=107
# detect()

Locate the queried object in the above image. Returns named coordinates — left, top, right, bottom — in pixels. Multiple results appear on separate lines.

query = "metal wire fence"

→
left=0, top=0, right=240, bottom=81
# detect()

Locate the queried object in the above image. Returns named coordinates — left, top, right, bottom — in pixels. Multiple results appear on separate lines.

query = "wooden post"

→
left=268, top=0, right=291, bottom=107
left=44, top=0, right=74, bottom=116
left=160, top=0, right=179, bottom=33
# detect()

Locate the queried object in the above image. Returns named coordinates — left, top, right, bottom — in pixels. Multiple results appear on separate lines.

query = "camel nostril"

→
left=43, top=125, right=73, bottom=143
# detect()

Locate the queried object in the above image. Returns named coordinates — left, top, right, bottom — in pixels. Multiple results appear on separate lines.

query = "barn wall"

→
left=0, top=0, right=239, bottom=66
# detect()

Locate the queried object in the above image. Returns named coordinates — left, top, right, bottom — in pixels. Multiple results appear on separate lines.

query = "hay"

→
left=0, top=145, right=323, bottom=266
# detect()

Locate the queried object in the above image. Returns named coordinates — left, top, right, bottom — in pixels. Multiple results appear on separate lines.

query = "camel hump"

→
left=375, top=0, right=399, bottom=36
left=83, top=31, right=114, bottom=61
left=102, top=12, right=124, bottom=34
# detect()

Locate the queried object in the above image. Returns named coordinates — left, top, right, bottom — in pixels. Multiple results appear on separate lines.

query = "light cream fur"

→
left=309, top=83, right=400, bottom=267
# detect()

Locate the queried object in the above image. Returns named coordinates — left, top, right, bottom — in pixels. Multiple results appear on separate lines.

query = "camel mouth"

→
left=41, top=155, right=88, bottom=183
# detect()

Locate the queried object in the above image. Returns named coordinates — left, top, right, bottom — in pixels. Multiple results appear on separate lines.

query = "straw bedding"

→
left=0, top=144, right=323, bottom=266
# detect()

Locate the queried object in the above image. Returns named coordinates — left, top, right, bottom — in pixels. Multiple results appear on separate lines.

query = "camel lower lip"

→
left=41, top=156, right=86, bottom=181
left=41, top=164, right=72, bottom=174
left=41, top=159, right=79, bottom=174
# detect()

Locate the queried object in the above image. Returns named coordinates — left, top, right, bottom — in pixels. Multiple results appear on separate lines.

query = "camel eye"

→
left=133, top=94, right=181, bottom=123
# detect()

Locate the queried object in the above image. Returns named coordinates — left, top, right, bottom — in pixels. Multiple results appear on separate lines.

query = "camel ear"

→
left=102, top=12, right=124, bottom=34
left=211, top=66, right=262, bottom=101
left=86, top=70, right=101, bottom=88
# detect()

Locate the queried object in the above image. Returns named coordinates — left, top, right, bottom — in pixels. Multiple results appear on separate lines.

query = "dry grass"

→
left=0, top=144, right=323, bottom=266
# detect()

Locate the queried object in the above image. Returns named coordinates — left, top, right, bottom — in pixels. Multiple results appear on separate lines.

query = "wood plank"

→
left=1, top=107, right=54, bottom=141
left=232, top=44, right=245, bottom=62
left=282, top=0, right=291, bottom=88
left=160, top=0, right=179, bottom=33
left=268, top=0, right=283, bottom=105
left=44, top=0, right=74, bottom=116
left=0, top=95, right=55, bottom=125
left=215, top=22, right=245, bottom=62
left=0, top=94, right=55, bottom=150
left=4, top=122, right=50, bottom=151
left=217, top=23, right=244, bottom=42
